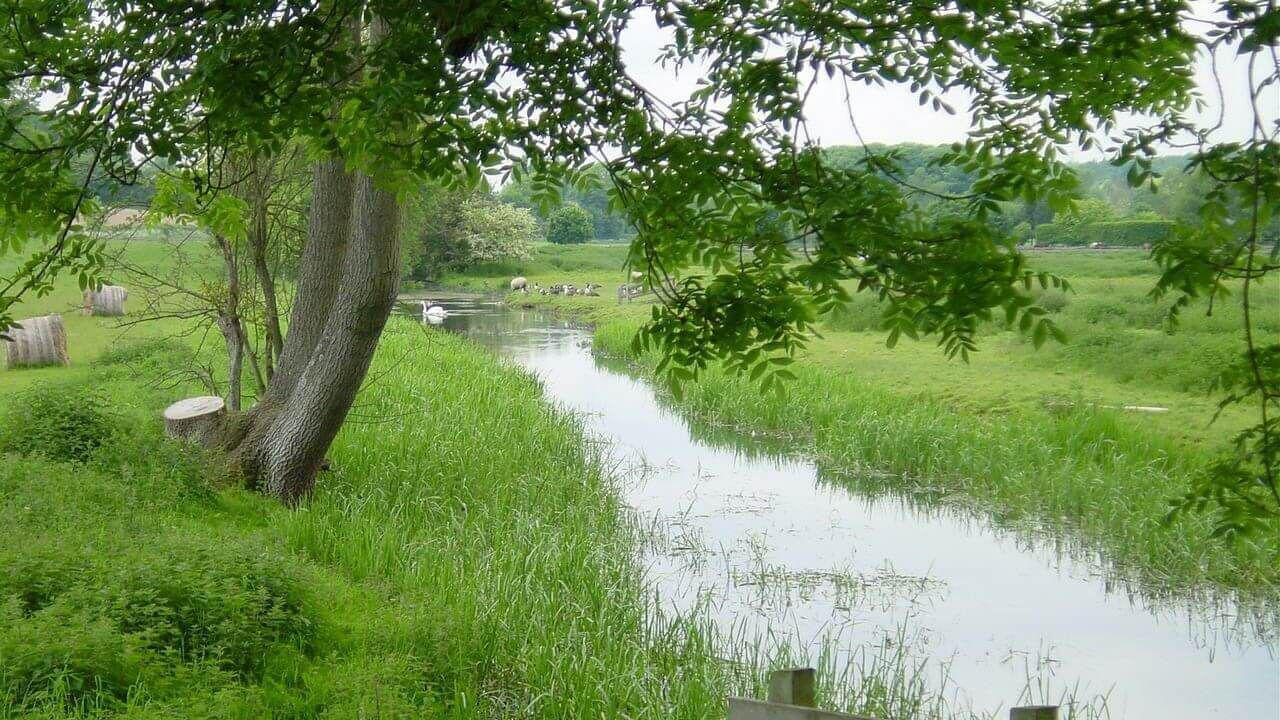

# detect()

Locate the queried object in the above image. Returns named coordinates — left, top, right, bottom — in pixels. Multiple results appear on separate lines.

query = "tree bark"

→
left=247, top=154, right=284, bottom=375
left=267, top=158, right=355, bottom=401
left=229, top=166, right=400, bottom=504
left=223, top=11, right=406, bottom=505
left=215, top=233, right=245, bottom=412
left=263, top=173, right=400, bottom=502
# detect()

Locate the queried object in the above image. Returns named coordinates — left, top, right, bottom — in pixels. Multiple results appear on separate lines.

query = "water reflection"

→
left=395, top=293, right=1280, bottom=719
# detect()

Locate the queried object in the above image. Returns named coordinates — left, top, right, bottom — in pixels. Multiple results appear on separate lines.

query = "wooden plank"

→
left=1010, top=707, right=1059, bottom=720
left=768, top=668, right=816, bottom=707
left=727, top=697, right=878, bottom=720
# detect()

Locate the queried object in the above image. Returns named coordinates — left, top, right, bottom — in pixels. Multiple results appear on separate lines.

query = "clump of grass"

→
left=92, top=337, right=193, bottom=380
left=0, top=381, right=118, bottom=464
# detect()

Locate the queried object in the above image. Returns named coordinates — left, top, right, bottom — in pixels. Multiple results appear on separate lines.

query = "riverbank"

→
left=487, top=250, right=1280, bottom=599
left=0, top=236, right=993, bottom=718
left=1, top=321, right=746, bottom=717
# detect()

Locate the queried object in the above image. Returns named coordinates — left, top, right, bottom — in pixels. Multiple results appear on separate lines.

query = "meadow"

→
left=466, top=245, right=1280, bottom=596
left=0, top=234, right=1010, bottom=719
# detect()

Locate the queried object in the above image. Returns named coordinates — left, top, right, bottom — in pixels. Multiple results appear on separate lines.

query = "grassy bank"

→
left=434, top=242, right=634, bottom=292
left=1, top=237, right=1005, bottom=719
left=0, top=324, right=737, bottom=718
left=488, top=247, right=1280, bottom=597
left=2, top=233, right=732, bottom=717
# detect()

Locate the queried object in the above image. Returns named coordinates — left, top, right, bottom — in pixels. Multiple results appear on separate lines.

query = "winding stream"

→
left=403, top=293, right=1278, bottom=719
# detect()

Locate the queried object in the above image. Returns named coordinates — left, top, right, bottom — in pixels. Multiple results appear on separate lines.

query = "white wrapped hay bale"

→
left=4, top=314, right=70, bottom=368
left=82, top=285, right=128, bottom=316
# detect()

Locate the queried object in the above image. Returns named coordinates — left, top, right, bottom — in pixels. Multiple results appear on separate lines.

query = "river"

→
left=403, top=293, right=1278, bottom=719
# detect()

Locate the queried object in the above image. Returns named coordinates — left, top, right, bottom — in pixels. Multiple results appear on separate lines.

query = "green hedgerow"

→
left=0, top=530, right=316, bottom=710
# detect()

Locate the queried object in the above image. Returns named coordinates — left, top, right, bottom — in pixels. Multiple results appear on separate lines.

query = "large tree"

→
left=2, top=2, right=1275, bottom=520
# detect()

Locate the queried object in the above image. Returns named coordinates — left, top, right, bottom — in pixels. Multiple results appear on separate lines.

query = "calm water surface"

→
left=403, top=293, right=1279, bottom=719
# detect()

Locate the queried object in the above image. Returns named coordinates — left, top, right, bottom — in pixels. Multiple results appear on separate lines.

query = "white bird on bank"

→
left=420, top=300, right=448, bottom=323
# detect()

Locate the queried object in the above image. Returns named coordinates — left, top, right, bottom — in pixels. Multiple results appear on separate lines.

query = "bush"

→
left=0, top=597, right=151, bottom=708
left=1035, top=219, right=1175, bottom=247
left=91, top=337, right=193, bottom=386
left=546, top=204, right=594, bottom=245
left=403, top=189, right=538, bottom=279
left=0, top=531, right=315, bottom=709
left=1037, top=289, right=1069, bottom=313
left=0, top=382, right=117, bottom=463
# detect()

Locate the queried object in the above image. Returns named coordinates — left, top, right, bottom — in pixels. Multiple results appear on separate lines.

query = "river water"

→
left=404, top=293, right=1278, bottom=719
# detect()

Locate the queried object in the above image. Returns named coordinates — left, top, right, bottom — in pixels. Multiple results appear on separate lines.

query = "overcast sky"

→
left=617, top=8, right=1275, bottom=160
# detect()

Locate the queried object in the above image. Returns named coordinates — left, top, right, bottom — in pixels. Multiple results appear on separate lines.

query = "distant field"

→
left=463, top=245, right=1269, bottom=448
left=437, top=242, right=634, bottom=291
left=0, top=228, right=222, bottom=392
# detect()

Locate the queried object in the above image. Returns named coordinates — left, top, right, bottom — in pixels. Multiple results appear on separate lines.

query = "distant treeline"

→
left=86, top=144, right=1272, bottom=245
left=820, top=144, right=1235, bottom=245
left=496, top=146, right=1247, bottom=246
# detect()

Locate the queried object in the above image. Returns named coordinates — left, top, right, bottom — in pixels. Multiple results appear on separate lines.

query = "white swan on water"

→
left=420, top=300, right=448, bottom=323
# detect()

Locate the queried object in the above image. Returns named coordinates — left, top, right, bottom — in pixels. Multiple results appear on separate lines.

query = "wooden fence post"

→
left=1010, top=707, right=1058, bottom=720
left=767, top=668, right=816, bottom=708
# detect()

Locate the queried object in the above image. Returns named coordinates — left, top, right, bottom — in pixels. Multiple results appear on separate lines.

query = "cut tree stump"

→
left=83, top=285, right=128, bottom=316
left=4, top=314, right=69, bottom=369
left=163, top=396, right=226, bottom=445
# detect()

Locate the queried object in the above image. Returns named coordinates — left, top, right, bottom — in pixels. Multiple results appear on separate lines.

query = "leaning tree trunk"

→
left=227, top=161, right=400, bottom=504
left=266, top=158, right=355, bottom=403
left=221, top=12, right=406, bottom=505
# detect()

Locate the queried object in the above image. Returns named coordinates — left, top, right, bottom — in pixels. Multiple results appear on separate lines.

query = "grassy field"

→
left=0, top=228, right=224, bottom=394
left=465, top=245, right=1280, bottom=596
left=1, top=237, right=1009, bottom=718
left=2, top=235, right=738, bottom=718
left=434, top=242, right=638, bottom=292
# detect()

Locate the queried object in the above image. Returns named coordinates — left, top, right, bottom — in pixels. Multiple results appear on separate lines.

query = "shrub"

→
left=0, top=530, right=315, bottom=709
left=403, top=189, right=538, bottom=278
left=93, top=337, right=189, bottom=369
left=1035, top=219, right=1175, bottom=247
left=0, top=381, right=117, bottom=463
left=1037, top=289, right=1069, bottom=313
left=0, top=597, right=150, bottom=709
left=91, top=337, right=194, bottom=388
left=546, top=204, right=594, bottom=244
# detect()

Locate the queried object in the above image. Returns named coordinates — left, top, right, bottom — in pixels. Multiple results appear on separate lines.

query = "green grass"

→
left=0, top=324, right=1047, bottom=720
left=0, top=326, right=720, bottom=718
left=436, top=242, right=632, bottom=291
left=499, top=247, right=1280, bottom=597
left=0, top=228, right=223, bottom=393
left=3, top=234, right=1030, bottom=718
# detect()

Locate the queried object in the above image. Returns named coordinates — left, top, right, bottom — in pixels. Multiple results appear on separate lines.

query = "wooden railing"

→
left=727, top=668, right=1059, bottom=720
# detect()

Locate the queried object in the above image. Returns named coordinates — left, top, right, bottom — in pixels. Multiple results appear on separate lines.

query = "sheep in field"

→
left=510, top=276, right=528, bottom=292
